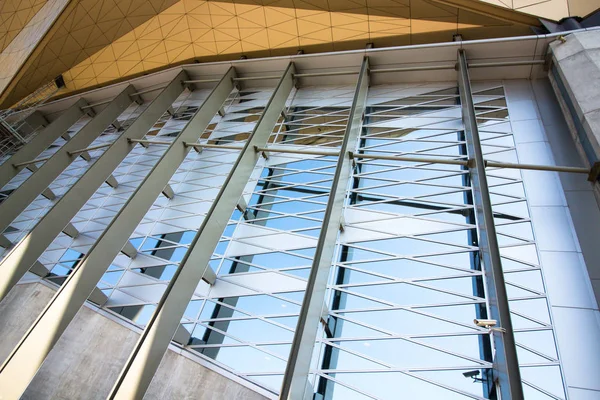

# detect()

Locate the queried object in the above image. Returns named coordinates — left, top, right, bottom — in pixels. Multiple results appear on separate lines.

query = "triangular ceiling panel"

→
left=2, top=0, right=590, bottom=106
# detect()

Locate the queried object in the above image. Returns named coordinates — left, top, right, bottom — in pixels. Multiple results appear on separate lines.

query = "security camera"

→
left=463, top=370, right=480, bottom=378
left=462, top=370, right=484, bottom=383
left=474, top=319, right=497, bottom=327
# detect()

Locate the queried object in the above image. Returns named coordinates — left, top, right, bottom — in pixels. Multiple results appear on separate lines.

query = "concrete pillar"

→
left=548, top=29, right=600, bottom=306
left=549, top=30, right=600, bottom=176
left=0, top=0, right=76, bottom=107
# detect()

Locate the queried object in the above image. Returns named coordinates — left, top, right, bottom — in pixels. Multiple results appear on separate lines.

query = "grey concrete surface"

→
left=551, top=30, right=600, bottom=160
left=0, top=283, right=268, bottom=400
left=146, top=351, right=267, bottom=400
left=549, top=31, right=600, bottom=309
left=0, top=283, right=54, bottom=365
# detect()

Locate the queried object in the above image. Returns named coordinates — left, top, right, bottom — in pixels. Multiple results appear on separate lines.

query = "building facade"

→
left=0, top=2, right=600, bottom=399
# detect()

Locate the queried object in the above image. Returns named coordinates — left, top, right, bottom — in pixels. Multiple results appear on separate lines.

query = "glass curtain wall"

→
left=312, top=83, right=494, bottom=400
left=0, top=77, right=567, bottom=399
left=184, top=84, right=357, bottom=391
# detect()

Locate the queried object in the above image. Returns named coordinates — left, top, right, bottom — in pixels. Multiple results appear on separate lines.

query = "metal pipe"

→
left=458, top=48, right=524, bottom=399
left=183, top=79, right=221, bottom=84
left=12, top=156, right=51, bottom=168
left=80, top=99, right=112, bottom=110
left=232, top=75, right=280, bottom=81
left=485, top=160, right=588, bottom=173
left=352, top=152, right=590, bottom=174
left=67, top=142, right=112, bottom=155
left=293, top=70, right=359, bottom=78
left=129, top=85, right=169, bottom=97
left=255, top=146, right=340, bottom=157
left=369, top=60, right=545, bottom=75
left=350, top=152, right=468, bottom=166
left=371, top=65, right=455, bottom=73
left=183, top=142, right=245, bottom=151
left=128, top=139, right=172, bottom=145
left=468, top=60, right=545, bottom=68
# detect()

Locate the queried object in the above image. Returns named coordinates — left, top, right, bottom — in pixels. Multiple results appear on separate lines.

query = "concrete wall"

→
left=0, top=283, right=55, bottom=365
left=526, top=78, right=600, bottom=399
left=550, top=30, right=600, bottom=161
left=0, top=282, right=268, bottom=400
left=549, top=30, right=600, bottom=306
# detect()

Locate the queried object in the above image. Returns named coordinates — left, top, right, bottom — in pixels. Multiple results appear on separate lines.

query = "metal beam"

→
left=0, top=69, right=230, bottom=400
left=0, top=99, right=86, bottom=189
left=108, top=62, right=295, bottom=400
left=0, top=86, right=135, bottom=236
left=280, top=57, right=370, bottom=400
left=0, top=71, right=187, bottom=304
left=457, top=49, right=524, bottom=400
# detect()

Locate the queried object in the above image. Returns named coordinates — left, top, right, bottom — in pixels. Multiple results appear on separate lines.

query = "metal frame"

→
left=0, top=85, right=136, bottom=238
left=107, top=62, right=296, bottom=399
left=0, top=42, right=584, bottom=397
left=0, top=69, right=233, bottom=400
left=280, top=56, right=370, bottom=399
left=457, top=48, right=524, bottom=399
left=0, top=71, right=188, bottom=304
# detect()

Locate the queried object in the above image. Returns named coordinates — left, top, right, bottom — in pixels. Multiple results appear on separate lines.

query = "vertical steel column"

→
left=457, top=49, right=523, bottom=399
left=108, top=62, right=296, bottom=400
left=280, top=57, right=370, bottom=400
left=0, top=99, right=86, bottom=189
left=0, top=71, right=188, bottom=303
left=0, top=86, right=135, bottom=235
left=0, top=69, right=232, bottom=400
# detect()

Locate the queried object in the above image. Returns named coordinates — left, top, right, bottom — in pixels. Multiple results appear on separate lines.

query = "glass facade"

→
left=0, top=52, right=598, bottom=400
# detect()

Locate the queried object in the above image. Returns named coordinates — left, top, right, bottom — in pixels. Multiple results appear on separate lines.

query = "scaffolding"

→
left=0, top=79, right=60, bottom=159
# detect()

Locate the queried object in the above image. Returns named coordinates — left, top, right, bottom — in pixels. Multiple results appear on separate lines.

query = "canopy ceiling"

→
left=0, top=0, right=593, bottom=106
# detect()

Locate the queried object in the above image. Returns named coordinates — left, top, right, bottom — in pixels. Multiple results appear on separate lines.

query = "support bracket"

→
left=30, top=261, right=49, bottom=277
left=62, top=223, right=79, bottom=239
left=121, top=241, right=137, bottom=259
left=588, top=161, right=600, bottom=182
left=79, top=151, right=92, bottom=161
left=41, top=188, right=56, bottom=201
left=0, top=234, right=12, bottom=249
left=105, top=174, right=118, bottom=188
left=162, top=184, right=174, bottom=199
left=236, top=196, right=247, bottom=213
